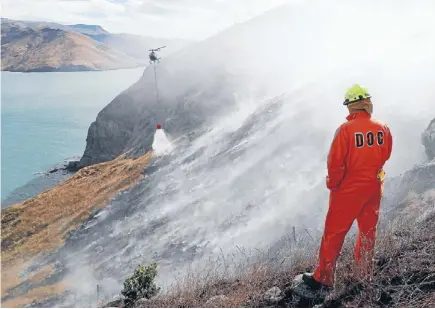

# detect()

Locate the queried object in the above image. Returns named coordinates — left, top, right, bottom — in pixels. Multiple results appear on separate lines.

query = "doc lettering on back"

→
left=354, top=131, right=384, bottom=148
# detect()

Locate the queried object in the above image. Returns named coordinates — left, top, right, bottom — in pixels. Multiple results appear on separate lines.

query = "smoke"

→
left=152, top=129, right=174, bottom=156
left=57, top=1, right=435, bottom=305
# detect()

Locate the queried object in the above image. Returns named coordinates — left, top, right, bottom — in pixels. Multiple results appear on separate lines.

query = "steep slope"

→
left=64, top=1, right=434, bottom=305
left=109, top=210, right=435, bottom=308
left=78, top=0, right=435, bottom=169
left=2, top=115, right=434, bottom=307
left=1, top=20, right=140, bottom=72
left=2, top=1, right=435, bottom=307
left=1, top=153, right=152, bottom=307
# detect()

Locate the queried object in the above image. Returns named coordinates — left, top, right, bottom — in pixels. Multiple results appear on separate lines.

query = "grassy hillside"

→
left=106, top=208, right=435, bottom=308
left=1, top=153, right=152, bottom=307
left=1, top=21, right=141, bottom=72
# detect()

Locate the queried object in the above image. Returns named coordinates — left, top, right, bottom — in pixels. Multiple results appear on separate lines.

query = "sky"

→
left=1, top=0, right=294, bottom=40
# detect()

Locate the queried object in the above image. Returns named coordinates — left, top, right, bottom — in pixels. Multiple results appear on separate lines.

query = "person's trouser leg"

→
left=354, top=186, right=381, bottom=280
left=313, top=191, right=360, bottom=286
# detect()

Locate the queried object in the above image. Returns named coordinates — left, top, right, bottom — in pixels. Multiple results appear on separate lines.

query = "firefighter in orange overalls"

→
left=302, top=84, right=393, bottom=291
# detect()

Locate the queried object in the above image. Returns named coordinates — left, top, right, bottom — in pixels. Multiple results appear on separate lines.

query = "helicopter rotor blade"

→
left=149, top=46, right=166, bottom=52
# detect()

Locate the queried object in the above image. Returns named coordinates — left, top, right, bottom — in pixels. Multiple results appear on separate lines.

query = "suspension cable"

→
left=153, top=63, right=160, bottom=105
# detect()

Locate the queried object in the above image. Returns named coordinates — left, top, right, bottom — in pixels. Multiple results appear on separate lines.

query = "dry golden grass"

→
left=127, top=212, right=435, bottom=308
left=27, top=264, right=56, bottom=284
left=0, top=262, right=29, bottom=297
left=146, top=263, right=307, bottom=308
left=328, top=213, right=435, bottom=308
left=3, top=150, right=434, bottom=308
left=135, top=245, right=317, bottom=308
left=1, top=152, right=152, bottom=305
left=1, top=281, right=68, bottom=308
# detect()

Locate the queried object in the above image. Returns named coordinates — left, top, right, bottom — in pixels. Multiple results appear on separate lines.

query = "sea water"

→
left=1, top=68, right=144, bottom=201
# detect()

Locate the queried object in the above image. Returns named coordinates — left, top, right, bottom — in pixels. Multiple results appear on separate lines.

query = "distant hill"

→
left=92, top=33, right=189, bottom=62
left=1, top=20, right=139, bottom=72
left=1, top=18, right=191, bottom=72
left=67, top=24, right=109, bottom=36
left=67, top=24, right=190, bottom=62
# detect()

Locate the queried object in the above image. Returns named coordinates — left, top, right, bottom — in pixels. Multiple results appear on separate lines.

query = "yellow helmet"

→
left=343, top=84, right=371, bottom=105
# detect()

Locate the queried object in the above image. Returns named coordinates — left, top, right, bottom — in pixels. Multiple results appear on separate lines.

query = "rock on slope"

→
left=1, top=19, right=140, bottom=72
left=382, top=117, right=435, bottom=219
left=422, top=118, right=435, bottom=161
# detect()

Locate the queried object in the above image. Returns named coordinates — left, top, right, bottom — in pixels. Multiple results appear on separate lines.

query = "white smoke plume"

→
left=152, top=129, right=174, bottom=156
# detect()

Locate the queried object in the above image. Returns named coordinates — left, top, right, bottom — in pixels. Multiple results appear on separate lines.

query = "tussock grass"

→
left=132, top=212, right=435, bottom=308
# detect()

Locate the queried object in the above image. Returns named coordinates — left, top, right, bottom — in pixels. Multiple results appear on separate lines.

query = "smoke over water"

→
left=49, top=1, right=435, bottom=306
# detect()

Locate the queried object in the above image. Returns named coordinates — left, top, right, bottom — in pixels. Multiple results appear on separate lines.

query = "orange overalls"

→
left=313, top=111, right=393, bottom=286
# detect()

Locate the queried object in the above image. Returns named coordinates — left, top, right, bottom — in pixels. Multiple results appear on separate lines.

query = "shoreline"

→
left=1, top=153, right=153, bottom=308
left=1, top=159, right=79, bottom=209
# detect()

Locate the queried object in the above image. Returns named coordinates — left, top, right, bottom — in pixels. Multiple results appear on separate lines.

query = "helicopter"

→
left=149, top=46, right=166, bottom=64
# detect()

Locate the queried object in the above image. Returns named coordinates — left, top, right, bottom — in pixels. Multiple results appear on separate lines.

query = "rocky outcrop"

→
left=422, top=118, right=435, bottom=161
left=65, top=161, right=81, bottom=172
left=263, top=287, right=284, bottom=305
left=383, top=118, right=435, bottom=219
left=78, top=56, right=242, bottom=166
left=79, top=91, right=145, bottom=166
left=383, top=160, right=435, bottom=221
left=78, top=4, right=306, bottom=167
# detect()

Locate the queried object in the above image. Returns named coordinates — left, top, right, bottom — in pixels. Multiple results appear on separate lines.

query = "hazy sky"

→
left=2, top=0, right=295, bottom=40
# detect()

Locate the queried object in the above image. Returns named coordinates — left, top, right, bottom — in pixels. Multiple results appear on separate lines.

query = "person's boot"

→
left=302, top=273, right=333, bottom=291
